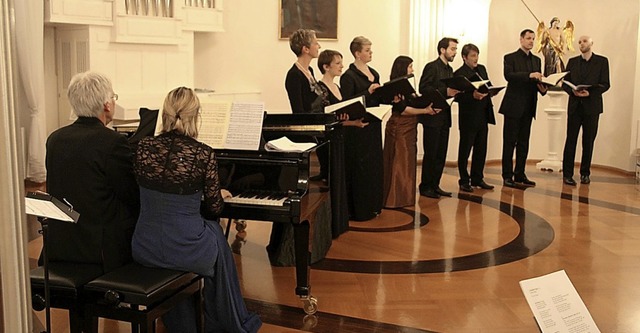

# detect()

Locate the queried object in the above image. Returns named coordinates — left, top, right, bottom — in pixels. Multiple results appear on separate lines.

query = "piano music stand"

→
left=26, top=192, right=79, bottom=333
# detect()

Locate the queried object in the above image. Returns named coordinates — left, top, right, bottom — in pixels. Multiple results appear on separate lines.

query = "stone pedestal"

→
left=536, top=90, right=566, bottom=172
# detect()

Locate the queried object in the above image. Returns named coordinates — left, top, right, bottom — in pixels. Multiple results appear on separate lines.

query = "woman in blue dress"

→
left=132, top=87, right=262, bottom=333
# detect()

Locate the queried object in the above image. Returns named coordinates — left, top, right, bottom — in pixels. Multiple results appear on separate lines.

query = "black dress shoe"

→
left=503, top=179, right=516, bottom=188
left=420, top=188, right=440, bottom=198
left=515, top=178, right=536, bottom=187
left=435, top=187, right=452, bottom=197
left=472, top=181, right=494, bottom=190
left=459, top=184, right=473, bottom=192
left=580, top=175, right=591, bottom=184
left=309, top=174, right=327, bottom=183
left=563, top=177, right=577, bottom=186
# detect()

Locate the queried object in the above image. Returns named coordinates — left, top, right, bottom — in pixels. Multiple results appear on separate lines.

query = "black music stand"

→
left=26, top=192, right=79, bottom=333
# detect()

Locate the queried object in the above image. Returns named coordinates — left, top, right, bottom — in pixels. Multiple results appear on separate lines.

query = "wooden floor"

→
left=27, top=163, right=640, bottom=332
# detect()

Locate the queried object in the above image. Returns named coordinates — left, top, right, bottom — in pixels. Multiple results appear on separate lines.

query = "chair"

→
left=30, top=262, right=104, bottom=333
left=83, top=262, right=204, bottom=333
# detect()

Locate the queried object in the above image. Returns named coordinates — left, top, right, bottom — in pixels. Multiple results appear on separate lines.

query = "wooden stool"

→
left=30, top=262, right=104, bottom=333
left=83, top=262, right=204, bottom=333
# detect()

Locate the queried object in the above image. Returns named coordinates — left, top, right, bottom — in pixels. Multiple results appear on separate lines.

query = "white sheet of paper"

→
left=224, top=102, right=265, bottom=150
left=520, top=270, right=601, bottom=333
left=366, top=105, right=392, bottom=120
left=265, top=136, right=316, bottom=152
left=25, top=197, right=75, bottom=222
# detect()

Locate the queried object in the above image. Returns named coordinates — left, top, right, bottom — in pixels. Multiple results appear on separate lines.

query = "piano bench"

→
left=30, top=262, right=104, bottom=333
left=83, top=262, right=204, bottom=333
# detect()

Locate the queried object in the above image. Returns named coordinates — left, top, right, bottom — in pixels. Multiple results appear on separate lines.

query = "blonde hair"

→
left=161, top=87, right=200, bottom=138
left=349, top=36, right=372, bottom=57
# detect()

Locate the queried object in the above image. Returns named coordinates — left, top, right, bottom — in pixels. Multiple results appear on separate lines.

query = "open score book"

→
left=155, top=100, right=265, bottom=150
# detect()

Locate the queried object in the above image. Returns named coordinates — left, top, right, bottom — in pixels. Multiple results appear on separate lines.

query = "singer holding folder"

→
left=418, top=37, right=460, bottom=199
left=453, top=44, right=496, bottom=193
left=383, top=56, right=436, bottom=208
left=340, top=36, right=384, bottom=221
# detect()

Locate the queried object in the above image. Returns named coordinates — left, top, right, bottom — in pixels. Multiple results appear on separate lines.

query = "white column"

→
left=536, top=90, right=566, bottom=172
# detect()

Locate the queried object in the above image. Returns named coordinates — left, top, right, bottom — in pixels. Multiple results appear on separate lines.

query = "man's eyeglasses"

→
left=112, top=93, right=119, bottom=101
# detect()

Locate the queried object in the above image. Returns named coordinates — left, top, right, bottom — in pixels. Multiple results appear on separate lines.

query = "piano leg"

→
left=292, top=220, right=318, bottom=314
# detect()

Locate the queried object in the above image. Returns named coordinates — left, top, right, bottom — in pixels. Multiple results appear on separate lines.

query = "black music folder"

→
left=370, top=74, right=416, bottom=102
left=25, top=192, right=79, bottom=223
left=410, top=90, right=451, bottom=110
left=441, top=76, right=490, bottom=92
left=478, top=84, right=506, bottom=97
left=324, top=95, right=367, bottom=119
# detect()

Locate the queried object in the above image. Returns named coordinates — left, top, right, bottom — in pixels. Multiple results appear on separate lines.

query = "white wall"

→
left=193, top=0, right=405, bottom=114
left=487, top=0, right=638, bottom=172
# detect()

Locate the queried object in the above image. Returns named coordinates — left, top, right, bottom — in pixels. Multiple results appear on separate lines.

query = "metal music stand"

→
left=25, top=192, right=79, bottom=333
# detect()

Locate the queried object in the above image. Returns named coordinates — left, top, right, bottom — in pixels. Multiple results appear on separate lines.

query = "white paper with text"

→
left=519, top=270, right=600, bottom=333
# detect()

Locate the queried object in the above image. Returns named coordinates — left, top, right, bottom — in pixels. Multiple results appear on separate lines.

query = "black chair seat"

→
left=31, top=262, right=104, bottom=298
left=30, top=262, right=104, bottom=333
left=83, top=262, right=199, bottom=306
left=83, top=262, right=204, bottom=333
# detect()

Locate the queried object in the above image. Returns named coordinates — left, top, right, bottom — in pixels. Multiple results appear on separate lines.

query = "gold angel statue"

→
left=536, top=17, right=575, bottom=76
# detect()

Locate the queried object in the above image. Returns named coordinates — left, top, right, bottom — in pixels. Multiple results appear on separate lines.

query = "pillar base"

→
left=536, top=159, right=562, bottom=172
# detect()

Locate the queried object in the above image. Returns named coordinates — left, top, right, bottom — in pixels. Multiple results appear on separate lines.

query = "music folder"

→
left=370, top=74, right=416, bottom=103
left=478, top=84, right=506, bottom=97
left=324, top=95, right=367, bottom=119
left=441, top=76, right=490, bottom=92
left=410, top=90, right=451, bottom=110
left=26, top=192, right=79, bottom=223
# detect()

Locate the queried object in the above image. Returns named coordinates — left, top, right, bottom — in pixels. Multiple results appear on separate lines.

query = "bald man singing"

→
left=561, top=36, right=610, bottom=185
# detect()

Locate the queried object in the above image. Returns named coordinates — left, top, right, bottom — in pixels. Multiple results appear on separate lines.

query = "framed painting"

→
left=279, top=0, right=338, bottom=40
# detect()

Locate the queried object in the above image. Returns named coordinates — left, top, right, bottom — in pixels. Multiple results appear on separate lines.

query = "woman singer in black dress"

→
left=339, top=36, right=384, bottom=221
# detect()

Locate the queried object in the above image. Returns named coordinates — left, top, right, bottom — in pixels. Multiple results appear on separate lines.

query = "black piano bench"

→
left=83, top=262, right=204, bottom=333
left=30, top=262, right=104, bottom=333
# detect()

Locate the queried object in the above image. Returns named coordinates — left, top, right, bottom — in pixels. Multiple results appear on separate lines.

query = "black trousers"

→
left=458, top=124, right=488, bottom=185
left=501, top=115, right=533, bottom=181
left=562, top=106, right=600, bottom=178
left=420, top=125, right=450, bottom=191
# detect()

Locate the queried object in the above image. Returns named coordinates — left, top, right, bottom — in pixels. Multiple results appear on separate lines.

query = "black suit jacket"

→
left=45, top=117, right=140, bottom=272
left=418, top=57, right=454, bottom=127
left=498, top=48, right=546, bottom=119
left=562, top=53, right=610, bottom=115
left=453, top=64, right=496, bottom=130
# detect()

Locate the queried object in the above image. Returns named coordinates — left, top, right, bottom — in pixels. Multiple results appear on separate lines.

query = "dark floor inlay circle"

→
left=312, top=194, right=554, bottom=274
left=246, top=298, right=437, bottom=333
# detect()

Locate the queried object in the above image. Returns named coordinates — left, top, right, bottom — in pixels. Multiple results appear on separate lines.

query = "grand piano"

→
left=215, top=113, right=349, bottom=315
left=126, top=110, right=347, bottom=314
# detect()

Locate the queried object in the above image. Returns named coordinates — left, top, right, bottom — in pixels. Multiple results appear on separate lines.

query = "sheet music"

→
left=25, top=197, right=75, bottom=222
left=164, top=100, right=264, bottom=150
left=224, top=102, right=265, bottom=150
left=198, top=101, right=232, bottom=149
left=520, top=270, right=601, bottom=333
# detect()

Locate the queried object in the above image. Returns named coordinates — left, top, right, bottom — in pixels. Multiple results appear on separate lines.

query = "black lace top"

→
left=134, top=131, right=223, bottom=216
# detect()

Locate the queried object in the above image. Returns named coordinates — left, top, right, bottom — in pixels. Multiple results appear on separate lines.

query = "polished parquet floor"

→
left=28, top=163, right=640, bottom=332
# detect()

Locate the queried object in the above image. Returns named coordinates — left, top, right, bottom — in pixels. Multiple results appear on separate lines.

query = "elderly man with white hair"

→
left=561, top=36, right=611, bottom=185
left=43, top=71, right=139, bottom=273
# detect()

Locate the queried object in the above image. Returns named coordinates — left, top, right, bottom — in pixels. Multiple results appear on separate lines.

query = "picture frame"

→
left=279, top=0, right=338, bottom=40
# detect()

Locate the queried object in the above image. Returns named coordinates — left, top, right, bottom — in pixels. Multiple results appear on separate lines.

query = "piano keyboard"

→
left=224, top=190, right=289, bottom=206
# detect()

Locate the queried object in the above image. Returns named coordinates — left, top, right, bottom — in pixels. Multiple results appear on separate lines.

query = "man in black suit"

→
left=499, top=29, right=548, bottom=188
left=561, top=36, right=610, bottom=185
left=418, top=37, right=460, bottom=198
left=454, top=43, right=496, bottom=193
left=45, top=71, right=139, bottom=273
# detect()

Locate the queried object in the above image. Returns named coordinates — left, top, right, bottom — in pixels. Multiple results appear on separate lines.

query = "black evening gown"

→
left=339, top=64, right=384, bottom=221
